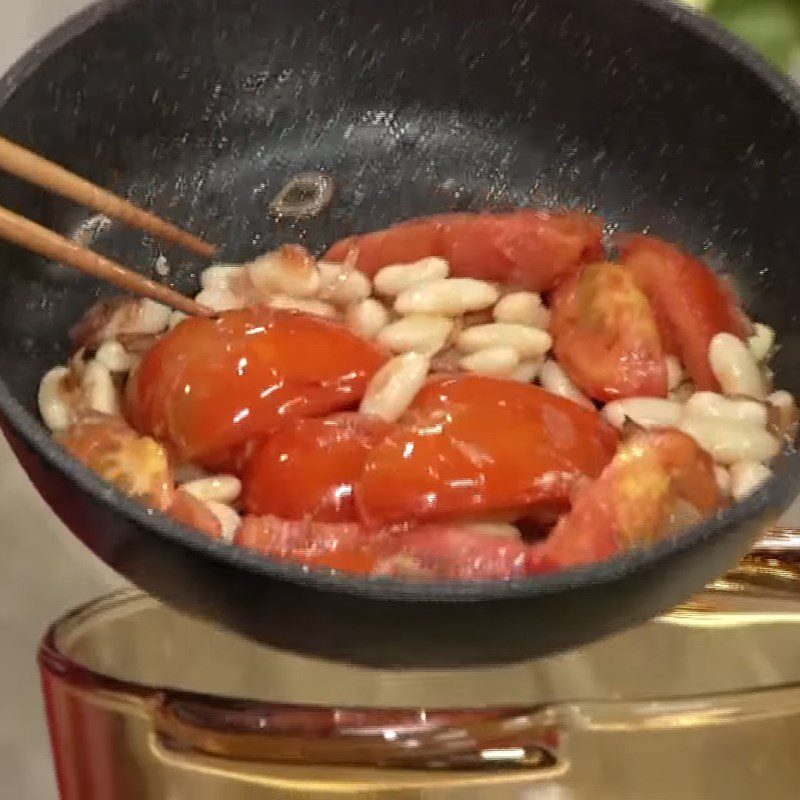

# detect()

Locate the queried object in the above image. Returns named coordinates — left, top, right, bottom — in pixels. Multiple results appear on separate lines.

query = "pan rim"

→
left=1, top=0, right=799, bottom=603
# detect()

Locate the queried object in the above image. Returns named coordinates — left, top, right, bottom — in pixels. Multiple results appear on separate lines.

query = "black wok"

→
left=0, top=0, right=798, bottom=668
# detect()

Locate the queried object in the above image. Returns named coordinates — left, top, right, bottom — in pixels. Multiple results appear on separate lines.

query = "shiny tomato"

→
left=126, top=307, right=386, bottom=468
left=550, top=262, right=667, bottom=401
left=324, top=210, right=604, bottom=292
left=356, top=375, right=619, bottom=526
left=242, top=413, right=392, bottom=522
left=537, top=429, right=722, bottom=569
left=167, top=488, right=223, bottom=539
left=58, top=413, right=173, bottom=510
left=619, top=235, right=751, bottom=391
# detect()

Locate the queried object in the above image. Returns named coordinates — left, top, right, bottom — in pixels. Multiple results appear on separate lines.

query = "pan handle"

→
left=751, top=527, right=800, bottom=559
left=152, top=694, right=559, bottom=771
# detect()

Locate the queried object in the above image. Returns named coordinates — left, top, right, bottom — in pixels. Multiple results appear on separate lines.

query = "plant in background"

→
left=681, top=0, right=800, bottom=76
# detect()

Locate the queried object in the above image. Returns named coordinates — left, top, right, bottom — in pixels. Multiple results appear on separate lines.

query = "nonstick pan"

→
left=0, top=0, right=799, bottom=668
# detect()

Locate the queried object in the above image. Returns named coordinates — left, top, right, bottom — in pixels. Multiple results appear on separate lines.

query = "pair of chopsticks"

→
left=0, top=135, right=215, bottom=317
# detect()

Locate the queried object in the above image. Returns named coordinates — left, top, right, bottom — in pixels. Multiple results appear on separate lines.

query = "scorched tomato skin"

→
left=324, top=210, right=604, bottom=292
left=537, top=429, right=722, bottom=569
left=126, top=307, right=386, bottom=468
left=356, top=375, right=619, bottom=526
left=619, top=235, right=750, bottom=391
left=550, top=262, right=668, bottom=401
left=243, top=413, right=393, bottom=523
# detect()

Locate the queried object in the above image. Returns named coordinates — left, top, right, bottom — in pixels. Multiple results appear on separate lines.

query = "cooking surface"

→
left=2, top=1, right=800, bottom=798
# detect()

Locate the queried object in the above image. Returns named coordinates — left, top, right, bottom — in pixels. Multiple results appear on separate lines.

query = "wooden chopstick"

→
left=0, top=205, right=213, bottom=317
left=0, top=136, right=215, bottom=258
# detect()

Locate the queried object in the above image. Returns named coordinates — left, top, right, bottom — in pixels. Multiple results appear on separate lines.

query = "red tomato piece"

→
left=356, top=375, right=619, bottom=526
left=550, top=262, right=668, bottom=401
left=167, top=488, right=223, bottom=540
left=126, top=307, right=386, bottom=468
left=58, top=413, right=174, bottom=510
left=237, top=515, right=383, bottom=574
left=382, top=525, right=531, bottom=580
left=537, top=429, right=722, bottom=569
left=619, top=235, right=751, bottom=391
left=242, top=413, right=393, bottom=522
left=325, top=210, right=604, bottom=292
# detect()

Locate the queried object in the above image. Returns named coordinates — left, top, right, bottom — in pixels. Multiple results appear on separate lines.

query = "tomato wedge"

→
left=167, top=488, right=223, bottom=539
left=126, top=307, right=386, bottom=468
left=243, top=413, right=393, bottom=522
left=619, top=235, right=750, bottom=391
left=324, top=210, right=604, bottom=292
left=58, top=413, right=173, bottom=510
left=356, top=375, right=619, bottom=526
left=550, top=262, right=667, bottom=401
left=537, top=429, right=722, bottom=569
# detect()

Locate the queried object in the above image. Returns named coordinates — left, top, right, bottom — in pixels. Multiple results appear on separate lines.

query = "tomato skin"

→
left=242, top=413, right=393, bottom=522
left=167, top=489, right=223, bottom=539
left=537, top=429, right=722, bottom=569
left=356, top=375, right=619, bottom=526
left=619, top=235, right=750, bottom=391
left=550, top=263, right=668, bottom=401
left=236, top=515, right=382, bottom=573
left=126, top=307, right=386, bottom=469
left=58, top=413, right=174, bottom=510
left=325, top=210, right=604, bottom=292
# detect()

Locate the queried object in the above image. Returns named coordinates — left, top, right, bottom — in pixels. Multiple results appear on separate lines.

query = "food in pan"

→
left=38, top=209, right=797, bottom=579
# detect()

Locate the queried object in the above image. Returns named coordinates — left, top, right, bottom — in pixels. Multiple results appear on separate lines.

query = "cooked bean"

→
left=317, top=262, right=372, bottom=306
left=684, top=391, right=767, bottom=426
left=247, top=244, right=320, bottom=298
left=511, top=359, right=542, bottom=383
left=359, top=352, right=430, bottom=422
left=373, top=257, right=449, bottom=296
left=747, top=323, right=775, bottom=362
left=395, top=278, right=499, bottom=316
left=377, top=314, right=454, bottom=355
left=205, top=501, right=242, bottom=543
left=267, top=294, right=337, bottom=319
left=82, top=360, right=119, bottom=416
left=729, top=461, right=773, bottom=500
left=95, top=340, right=133, bottom=373
left=195, top=287, right=244, bottom=313
left=457, top=323, right=552, bottom=359
left=679, top=416, right=779, bottom=465
left=602, top=398, right=682, bottom=431
left=38, top=366, right=73, bottom=432
left=182, top=475, right=242, bottom=505
left=665, top=356, right=684, bottom=391
left=345, top=298, right=390, bottom=339
left=459, top=346, right=520, bottom=377
left=709, top=332, right=766, bottom=400
left=538, top=359, right=593, bottom=407
left=493, top=292, right=549, bottom=328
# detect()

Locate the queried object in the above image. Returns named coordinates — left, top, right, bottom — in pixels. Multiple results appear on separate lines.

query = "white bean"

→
left=395, top=278, right=499, bottom=316
left=377, top=314, right=453, bottom=355
left=665, top=356, right=684, bottom=391
left=493, top=292, right=549, bottom=328
left=247, top=245, right=320, bottom=298
left=709, top=332, right=766, bottom=399
left=345, top=298, right=389, bottom=339
left=538, top=360, right=593, bottom=408
left=200, top=264, right=247, bottom=292
left=679, top=416, right=779, bottom=465
left=317, top=262, right=372, bottom=306
left=684, top=392, right=768, bottom=426
left=768, top=390, right=795, bottom=411
left=359, top=352, right=430, bottom=422
left=373, top=257, right=449, bottom=296
left=747, top=323, right=775, bottom=362
left=82, top=360, right=119, bottom=416
left=38, top=366, right=73, bottom=432
left=459, top=346, right=520, bottom=377
left=195, top=287, right=244, bottom=313
left=95, top=340, right=133, bottom=373
left=462, top=522, right=522, bottom=540
left=511, top=359, right=542, bottom=383
left=602, top=398, right=682, bottom=431
left=205, top=501, right=241, bottom=543
left=169, top=310, right=188, bottom=329
left=267, top=294, right=337, bottom=319
left=182, top=475, right=242, bottom=505
left=729, top=461, right=773, bottom=500
left=714, top=465, right=731, bottom=496
left=125, top=298, right=171, bottom=336
left=457, top=323, right=552, bottom=360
